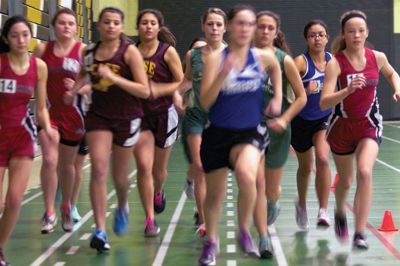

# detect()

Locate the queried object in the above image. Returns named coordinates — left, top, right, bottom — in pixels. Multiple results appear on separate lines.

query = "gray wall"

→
left=139, top=0, right=400, bottom=120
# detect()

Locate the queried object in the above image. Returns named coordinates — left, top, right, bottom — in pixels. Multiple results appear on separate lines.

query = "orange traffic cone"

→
left=330, top=173, right=339, bottom=190
left=378, top=210, right=398, bottom=232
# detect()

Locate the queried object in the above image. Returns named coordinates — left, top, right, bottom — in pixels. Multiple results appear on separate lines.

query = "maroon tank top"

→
left=42, top=40, right=81, bottom=111
left=0, top=53, right=37, bottom=129
left=85, top=39, right=143, bottom=120
left=139, top=42, right=174, bottom=114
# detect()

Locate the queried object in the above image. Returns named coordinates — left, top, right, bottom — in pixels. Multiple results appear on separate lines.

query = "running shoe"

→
left=113, top=206, right=129, bottom=236
left=61, top=207, right=74, bottom=232
left=144, top=216, right=160, bottom=237
left=0, top=249, right=10, bottom=266
left=154, top=190, right=166, bottom=214
left=259, top=235, right=273, bottom=259
left=267, top=201, right=281, bottom=225
left=238, top=229, right=259, bottom=257
left=317, top=208, right=331, bottom=227
left=90, top=229, right=111, bottom=252
left=184, top=178, right=194, bottom=199
left=41, top=212, right=57, bottom=234
left=334, top=211, right=349, bottom=242
left=295, top=201, right=309, bottom=230
left=71, top=205, right=81, bottom=223
left=353, top=232, right=369, bottom=250
left=198, top=239, right=217, bottom=266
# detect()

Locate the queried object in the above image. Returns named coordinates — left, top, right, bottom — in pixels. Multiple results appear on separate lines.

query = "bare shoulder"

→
left=35, top=57, right=47, bottom=69
left=33, top=41, right=48, bottom=57
left=124, top=44, right=142, bottom=61
left=255, top=47, right=275, bottom=61
left=372, top=49, right=388, bottom=66
left=79, top=42, right=87, bottom=54
left=164, top=45, right=180, bottom=61
left=293, top=54, right=306, bottom=72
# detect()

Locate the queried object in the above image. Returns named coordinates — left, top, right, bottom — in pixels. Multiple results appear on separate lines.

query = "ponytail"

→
left=159, top=26, right=176, bottom=47
left=274, top=30, right=291, bottom=55
left=331, top=36, right=346, bottom=54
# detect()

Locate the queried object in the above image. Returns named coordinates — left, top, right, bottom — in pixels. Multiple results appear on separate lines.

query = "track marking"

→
left=30, top=170, right=136, bottom=266
left=268, top=224, right=288, bottom=266
left=65, top=246, right=80, bottom=255
left=152, top=192, right=187, bottom=266
left=226, top=244, right=236, bottom=253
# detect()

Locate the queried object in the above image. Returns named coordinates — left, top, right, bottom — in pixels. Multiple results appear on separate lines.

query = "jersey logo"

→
left=309, top=80, right=322, bottom=94
left=144, top=60, right=156, bottom=79
left=346, top=73, right=364, bottom=87
left=93, top=78, right=113, bottom=92
left=63, top=58, right=80, bottom=73
left=0, top=79, right=17, bottom=93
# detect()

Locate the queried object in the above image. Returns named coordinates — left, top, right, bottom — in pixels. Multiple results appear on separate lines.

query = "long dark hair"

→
left=0, top=15, right=32, bottom=53
left=97, top=7, right=130, bottom=41
left=256, top=10, right=291, bottom=55
left=136, top=9, right=176, bottom=47
left=227, top=4, right=256, bottom=22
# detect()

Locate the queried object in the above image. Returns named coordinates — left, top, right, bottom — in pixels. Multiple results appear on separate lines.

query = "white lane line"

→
left=227, top=195, right=233, bottom=200
left=109, top=203, right=117, bottom=209
left=79, top=233, right=91, bottom=240
left=53, top=262, right=65, bottom=266
left=385, top=124, right=400, bottom=129
left=227, top=260, right=237, bottom=266
left=106, top=211, right=111, bottom=217
left=31, top=208, right=94, bottom=266
left=226, top=244, right=236, bottom=253
left=152, top=192, right=187, bottom=266
left=65, top=246, right=80, bottom=255
left=226, top=210, right=234, bottom=217
left=227, top=183, right=232, bottom=187
left=30, top=170, right=137, bottom=266
left=226, top=220, right=235, bottom=227
left=82, top=163, right=91, bottom=170
left=382, top=135, right=400, bottom=144
left=376, top=159, right=400, bottom=173
left=22, top=192, right=42, bottom=206
left=227, top=188, right=233, bottom=194
left=23, top=163, right=92, bottom=206
left=226, top=202, right=234, bottom=208
left=226, top=231, right=235, bottom=239
left=268, top=224, right=288, bottom=266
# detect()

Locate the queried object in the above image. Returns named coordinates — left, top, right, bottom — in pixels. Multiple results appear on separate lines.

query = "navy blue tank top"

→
left=209, top=47, right=267, bottom=129
left=298, top=51, right=332, bottom=120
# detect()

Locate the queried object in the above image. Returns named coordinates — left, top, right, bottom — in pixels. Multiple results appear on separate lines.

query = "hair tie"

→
left=341, top=13, right=366, bottom=30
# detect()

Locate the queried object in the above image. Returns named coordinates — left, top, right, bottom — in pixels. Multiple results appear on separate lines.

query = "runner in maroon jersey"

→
left=0, top=15, right=56, bottom=266
left=321, top=10, right=400, bottom=250
left=134, top=9, right=183, bottom=237
left=65, top=7, right=149, bottom=252
left=34, top=8, right=88, bottom=234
